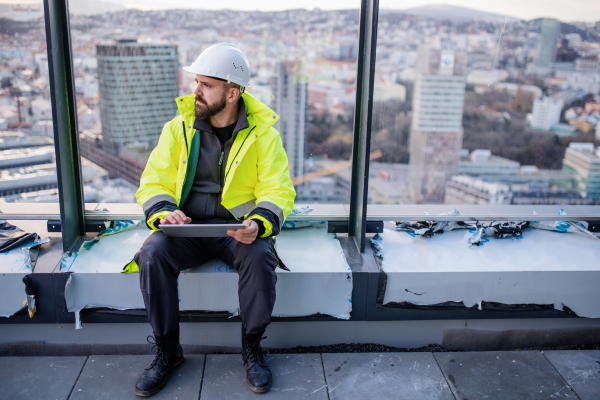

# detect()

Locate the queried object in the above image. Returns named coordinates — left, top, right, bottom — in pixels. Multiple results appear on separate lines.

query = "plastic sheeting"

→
left=0, top=236, right=48, bottom=318
left=375, top=226, right=600, bottom=318
left=62, top=224, right=353, bottom=328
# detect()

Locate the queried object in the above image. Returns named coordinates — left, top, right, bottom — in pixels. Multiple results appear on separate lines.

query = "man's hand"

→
left=159, top=210, right=192, bottom=225
left=227, top=219, right=258, bottom=244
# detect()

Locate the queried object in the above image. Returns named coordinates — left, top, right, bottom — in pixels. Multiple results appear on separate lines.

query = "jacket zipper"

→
left=216, top=141, right=225, bottom=216
left=181, top=121, right=190, bottom=206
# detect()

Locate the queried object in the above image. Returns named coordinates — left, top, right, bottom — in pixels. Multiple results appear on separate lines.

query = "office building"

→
left=96, top=41, right=178, bottom=147
left=536, top=18, right=561, bottom=68
left=408, top=45, right=467, bottom=203
left=271, top=60, right=307, bottom=180
left=445, top=175, right=512, bottom=205
left=562, top=142, right=600, bottom=200
left=458, top=149, right=521, bottom=176
left=445, top=173, right=591, bottom=206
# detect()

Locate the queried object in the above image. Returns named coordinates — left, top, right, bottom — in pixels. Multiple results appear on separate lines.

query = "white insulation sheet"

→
left=0, top=237, right=47, bottom=317
left=63, top=224, right=352, bottom=326
left=378, top=226, right=600, bottom=318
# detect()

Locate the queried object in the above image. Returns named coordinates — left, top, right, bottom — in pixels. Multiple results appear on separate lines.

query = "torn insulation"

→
left=469, top=221, right=529, bottom=247
left=394, top=210, right=474, bottom=238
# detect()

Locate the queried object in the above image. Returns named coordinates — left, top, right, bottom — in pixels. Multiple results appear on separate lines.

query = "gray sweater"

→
left=181, top=99, right=249, bottom=221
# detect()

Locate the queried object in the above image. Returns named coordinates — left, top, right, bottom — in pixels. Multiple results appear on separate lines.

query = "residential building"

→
left=576, top=58, right=599, bottom=73
left=528, top=96, right=562, bottom=130
left=555, top=70, right=600, bottom=95
left=271, top=60, right=307, bottom=180
left=96, top=40, right=178, bottom=147
left=409, top=45, right=467, bottom=203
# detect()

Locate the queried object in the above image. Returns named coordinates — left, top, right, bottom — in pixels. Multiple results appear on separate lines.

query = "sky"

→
left=0, top=0, right=597, bottom=22
left=114, top=0, right=600, bottom=23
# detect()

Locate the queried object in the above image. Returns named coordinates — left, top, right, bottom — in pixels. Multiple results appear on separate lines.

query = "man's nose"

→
left=193, top=83, right=202, bottom=97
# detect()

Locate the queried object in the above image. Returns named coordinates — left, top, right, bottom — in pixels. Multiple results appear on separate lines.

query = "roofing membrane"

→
left=61, top=224, right=353, bottom=328
left=376, top=224, right=600, bottom=317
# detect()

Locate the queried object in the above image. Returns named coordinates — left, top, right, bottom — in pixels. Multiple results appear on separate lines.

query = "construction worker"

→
left=132, top=43, right=295, bottom=396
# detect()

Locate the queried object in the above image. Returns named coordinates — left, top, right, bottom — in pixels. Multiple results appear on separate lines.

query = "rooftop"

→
left=1, top=350, right=598, bottom=400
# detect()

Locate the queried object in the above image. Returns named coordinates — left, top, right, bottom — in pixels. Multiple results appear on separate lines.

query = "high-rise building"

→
left=536, top=18, right=561, bottom=68
left=408, top=45, right=467, bottom=203
left=96, top=41, right=178, bottom=147
left=528, top=96, right=563, bottom=130
left=271, top=60, right=307, bottom=180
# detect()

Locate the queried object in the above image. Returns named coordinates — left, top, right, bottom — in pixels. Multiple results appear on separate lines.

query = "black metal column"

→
left=43, top=0, right=85, bottom=251
left=348, top=0, right=379, bottom=252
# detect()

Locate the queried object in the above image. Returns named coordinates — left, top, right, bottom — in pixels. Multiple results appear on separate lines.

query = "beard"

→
left=195, top=92, right=227, bottom=120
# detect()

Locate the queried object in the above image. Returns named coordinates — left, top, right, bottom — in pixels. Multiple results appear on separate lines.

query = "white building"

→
left=562, top=142, right=600, bottom=199
left=458, top=149, right=521, bottom=176
left=555, top=70, right=600, bottom=95
left=308, top=82, right=355, bottom=110
left=271, top=60, right=307, bottom=180
left=466, top=69, right=509, bottom=87
left=492, top=83, right=543, bottom=100
left=373, top=82, right=406, bottom=102
left=445, top=175, right=512, bottom=205
left=528, top=97, right=562, bottom=131
left=0, top=1, right=43, bottom=21
left=409, top=45, right=467, bottom=203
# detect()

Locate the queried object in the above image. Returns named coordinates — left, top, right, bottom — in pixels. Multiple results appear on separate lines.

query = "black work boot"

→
left=241, top=326, right=272, bottom=393
left=135, top=328, right=184, bottom=397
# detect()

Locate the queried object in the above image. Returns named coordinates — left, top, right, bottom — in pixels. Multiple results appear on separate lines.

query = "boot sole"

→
left=245, top=379, right=272, bottom=394
left=134, top=357, right=185, bottom=397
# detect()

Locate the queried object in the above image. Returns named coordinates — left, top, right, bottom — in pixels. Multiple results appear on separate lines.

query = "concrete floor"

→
left=1, top=350, right=599, bottom=399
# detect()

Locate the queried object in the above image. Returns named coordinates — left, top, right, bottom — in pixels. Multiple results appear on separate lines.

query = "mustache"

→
left=195, top=95, right=206, bottom=105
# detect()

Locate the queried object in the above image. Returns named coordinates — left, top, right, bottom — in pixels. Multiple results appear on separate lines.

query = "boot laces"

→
left=146, top=335, right=169, bottom=371
left=242, top=336, right=267, bottom=366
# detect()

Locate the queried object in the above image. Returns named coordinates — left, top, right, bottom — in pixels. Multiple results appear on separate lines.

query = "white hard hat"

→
left=183, top=43, right=251, bottom=89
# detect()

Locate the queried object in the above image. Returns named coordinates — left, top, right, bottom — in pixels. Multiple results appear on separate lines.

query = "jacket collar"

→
left=175, top=92, right=279, bottom=135
left=193, top=97, right=249, bottom=135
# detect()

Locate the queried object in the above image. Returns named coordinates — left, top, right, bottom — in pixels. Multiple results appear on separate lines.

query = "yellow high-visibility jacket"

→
left=136, top=92, right=296, bottom=235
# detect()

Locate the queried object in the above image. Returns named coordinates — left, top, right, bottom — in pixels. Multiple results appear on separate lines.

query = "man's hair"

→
left=212, top=76, right=243, bottom=95
left=225, top=81, right=243, bottom=94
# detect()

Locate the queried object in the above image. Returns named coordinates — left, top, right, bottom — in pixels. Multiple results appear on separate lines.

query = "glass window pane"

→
left=0, top=9, right=60, bottom=205
left=369, top=3, right=600, bottom=207
left=70, top=5, right=360, bottom=211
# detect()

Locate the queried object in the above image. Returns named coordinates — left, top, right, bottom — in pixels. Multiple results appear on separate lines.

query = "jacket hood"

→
left=175, top=91, right=279, bottom=133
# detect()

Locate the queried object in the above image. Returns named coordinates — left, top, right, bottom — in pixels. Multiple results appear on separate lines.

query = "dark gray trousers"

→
left=134, top=218, right=278, bottom=341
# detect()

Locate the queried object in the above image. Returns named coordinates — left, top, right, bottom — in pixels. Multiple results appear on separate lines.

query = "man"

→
left=132, top=43, right=295, bottom=396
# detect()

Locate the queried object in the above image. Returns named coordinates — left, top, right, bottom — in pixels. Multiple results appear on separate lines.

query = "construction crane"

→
left=292, top=149, right=383, bottom=186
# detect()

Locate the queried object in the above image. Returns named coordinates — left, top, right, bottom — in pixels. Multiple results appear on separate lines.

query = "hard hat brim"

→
left=182, top=66, right=250, bottom=88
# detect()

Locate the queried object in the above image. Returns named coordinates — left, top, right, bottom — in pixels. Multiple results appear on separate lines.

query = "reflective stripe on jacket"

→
left=136, top=92, right=296, bottom=232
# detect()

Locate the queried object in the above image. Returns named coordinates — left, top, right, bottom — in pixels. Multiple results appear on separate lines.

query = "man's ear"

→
left=228, top=87, right=240, bottom=103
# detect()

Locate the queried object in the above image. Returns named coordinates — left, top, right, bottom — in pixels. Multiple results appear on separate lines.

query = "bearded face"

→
left=195, top=89, right=228, bottom=120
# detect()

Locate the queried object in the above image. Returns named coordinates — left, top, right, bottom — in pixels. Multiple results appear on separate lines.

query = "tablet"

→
left=159, top=223, right=246, bottom=237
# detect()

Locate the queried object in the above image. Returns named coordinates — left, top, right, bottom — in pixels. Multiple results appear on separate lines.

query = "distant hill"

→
left=395, top=4, right=517, bottom=22
left=68, top=0, right=125, bottom=15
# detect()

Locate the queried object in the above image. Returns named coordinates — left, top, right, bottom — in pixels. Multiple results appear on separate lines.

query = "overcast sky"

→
left=117, top=0, right=599, bottom=23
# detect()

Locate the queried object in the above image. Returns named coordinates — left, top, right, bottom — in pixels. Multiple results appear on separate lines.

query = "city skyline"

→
left=90, top=0, right=600, bottom=23
left=1, top=0, right=596, bottom=23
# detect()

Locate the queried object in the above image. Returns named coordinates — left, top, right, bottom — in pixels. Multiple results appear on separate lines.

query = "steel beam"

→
left=43, top=0, right=85, bottom=251
left=348, top=0, right=379, bottom=252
